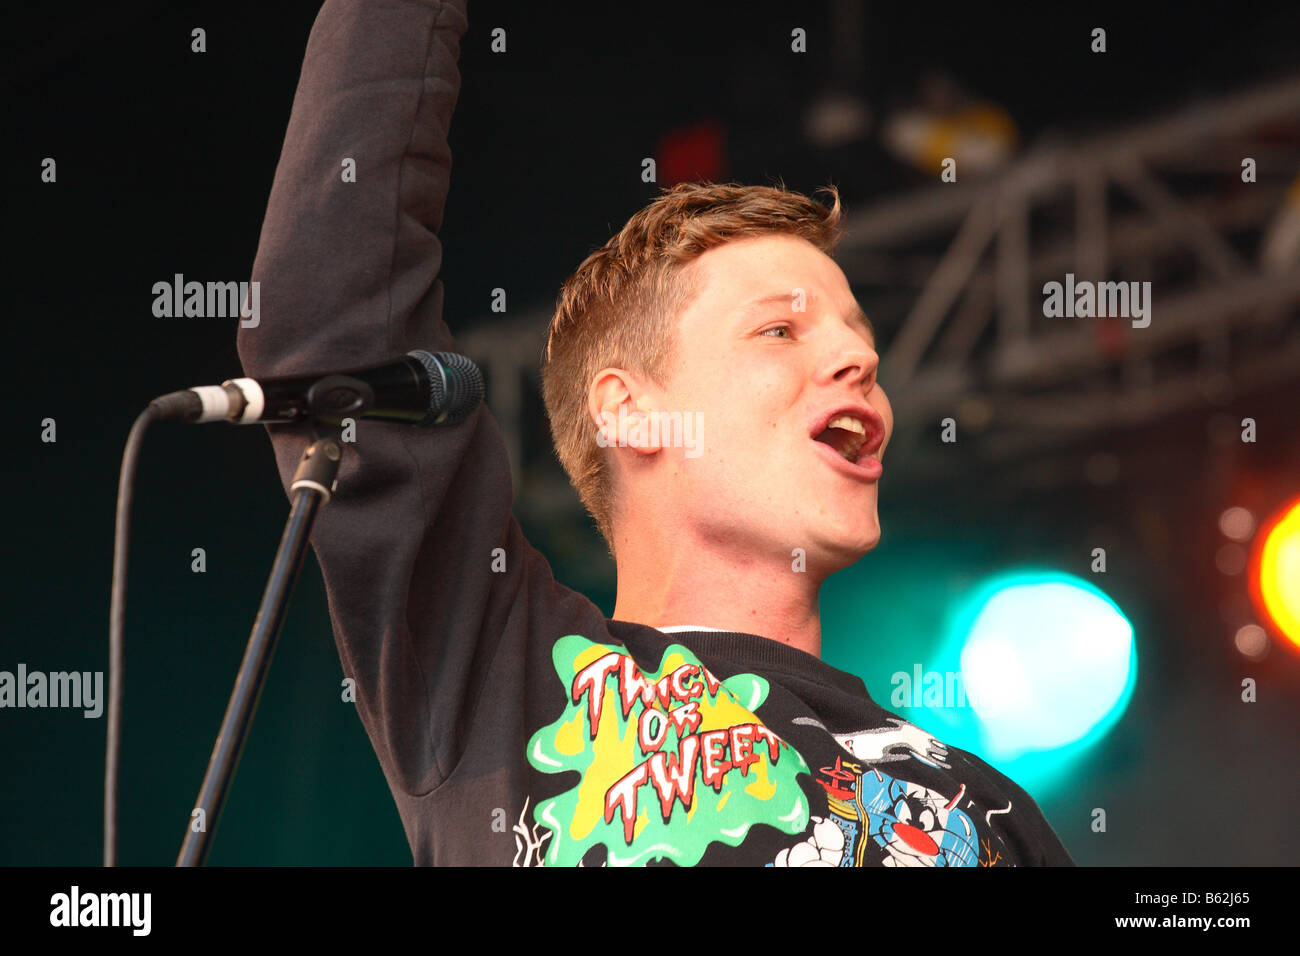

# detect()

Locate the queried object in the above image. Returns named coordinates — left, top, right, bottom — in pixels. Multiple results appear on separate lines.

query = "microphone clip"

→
left=303, top=374, right=376, bottom=425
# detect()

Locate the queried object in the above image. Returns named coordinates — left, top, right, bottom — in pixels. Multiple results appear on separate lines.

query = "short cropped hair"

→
left=540, top=181, right=845, bottom=551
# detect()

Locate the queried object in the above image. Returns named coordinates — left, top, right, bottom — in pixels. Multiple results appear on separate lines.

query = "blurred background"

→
left=5, top=0, right=1299, bottom=865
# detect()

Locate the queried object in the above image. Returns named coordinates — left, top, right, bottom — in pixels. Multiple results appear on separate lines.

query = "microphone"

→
left=150, top=350, right=484, bottom=427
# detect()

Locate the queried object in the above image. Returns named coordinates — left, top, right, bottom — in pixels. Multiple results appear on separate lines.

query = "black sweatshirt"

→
left=237, top=0, right=1075, bottom=867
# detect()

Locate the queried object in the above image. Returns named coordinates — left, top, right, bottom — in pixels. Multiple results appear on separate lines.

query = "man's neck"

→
left=610, top=525, right=825, bottom=658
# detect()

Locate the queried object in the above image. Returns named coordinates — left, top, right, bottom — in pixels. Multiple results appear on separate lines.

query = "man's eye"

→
left=760, top=326, right=792, bottom=338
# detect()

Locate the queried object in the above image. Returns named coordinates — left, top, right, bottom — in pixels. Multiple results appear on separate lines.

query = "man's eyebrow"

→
left=734, top=292, right=800, bottom=313
left=735, top=291, right=877, bottom=347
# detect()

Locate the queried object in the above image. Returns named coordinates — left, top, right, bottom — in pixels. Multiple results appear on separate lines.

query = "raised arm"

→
left=241, top=0, right=466, bottom=375
left=236, top=0, right=524, bottom=799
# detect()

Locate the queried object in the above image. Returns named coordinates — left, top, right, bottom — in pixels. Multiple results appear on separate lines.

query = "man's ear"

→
left=588, top=368, right=661, bottom=456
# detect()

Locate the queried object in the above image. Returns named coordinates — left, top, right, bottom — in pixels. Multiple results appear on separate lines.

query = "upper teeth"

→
left=827, top=415, right=866, bottom=435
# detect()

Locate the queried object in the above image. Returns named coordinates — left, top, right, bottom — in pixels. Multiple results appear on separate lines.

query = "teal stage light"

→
left=953, top=571, right=1137, bottom=764
left=822, top=551, right=1138, bottom=793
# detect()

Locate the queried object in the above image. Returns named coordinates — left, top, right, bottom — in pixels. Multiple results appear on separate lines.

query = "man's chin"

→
left=809, top=523, right=881, bottom=571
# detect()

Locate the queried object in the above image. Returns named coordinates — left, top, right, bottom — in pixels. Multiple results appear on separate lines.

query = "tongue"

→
left=815, top=426, right=858, bottom=461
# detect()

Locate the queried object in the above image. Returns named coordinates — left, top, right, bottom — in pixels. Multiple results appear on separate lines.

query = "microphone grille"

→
left=408, top=350, right=485, bottom=425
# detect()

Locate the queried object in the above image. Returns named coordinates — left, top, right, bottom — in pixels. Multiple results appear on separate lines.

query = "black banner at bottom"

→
left=0, top=866, right=1279, bottom=942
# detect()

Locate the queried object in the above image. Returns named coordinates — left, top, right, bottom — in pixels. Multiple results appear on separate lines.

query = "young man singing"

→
left=239, top=0, right=1074, bottom=866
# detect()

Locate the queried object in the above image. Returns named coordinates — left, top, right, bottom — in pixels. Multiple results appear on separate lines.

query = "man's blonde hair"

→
left=541, top=181, right=845, bottom=550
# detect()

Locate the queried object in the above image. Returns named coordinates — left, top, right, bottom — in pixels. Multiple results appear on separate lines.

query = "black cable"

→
left=105, top=403, right=161, bottom=867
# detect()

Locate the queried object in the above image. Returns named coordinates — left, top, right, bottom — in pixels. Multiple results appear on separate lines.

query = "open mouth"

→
left=814, top=415, right=870, bottom=464
left=810, top=406, right=885, bottom=479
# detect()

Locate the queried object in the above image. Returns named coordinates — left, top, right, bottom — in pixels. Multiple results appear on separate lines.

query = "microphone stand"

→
left=176, top=420, right=343, bottom=867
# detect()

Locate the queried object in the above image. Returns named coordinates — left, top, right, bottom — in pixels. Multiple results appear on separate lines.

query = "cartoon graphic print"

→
left=792, top=715, right=951, bottom=768
left=511, top=797, right=551, bottom=867
left=773, top=717, right=1016, bottom=867
left=771, top=815, right=846, bottom=867
left=527, top=635, right=811, bottom=866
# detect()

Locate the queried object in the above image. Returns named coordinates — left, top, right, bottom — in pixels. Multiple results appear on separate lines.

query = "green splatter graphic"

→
left=527, top=634, right=810, bottom=866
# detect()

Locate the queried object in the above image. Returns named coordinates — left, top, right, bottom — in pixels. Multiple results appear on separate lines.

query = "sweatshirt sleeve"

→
left=236, top=0, right=529, bottom=799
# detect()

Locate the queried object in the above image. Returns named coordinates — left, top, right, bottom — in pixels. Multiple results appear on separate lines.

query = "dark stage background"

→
left=6, top=1, right=1300, bottom=865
